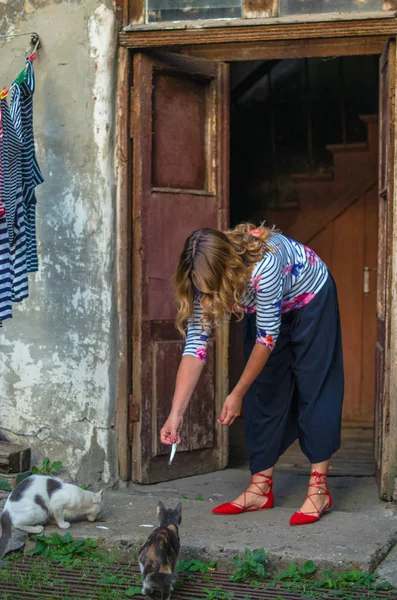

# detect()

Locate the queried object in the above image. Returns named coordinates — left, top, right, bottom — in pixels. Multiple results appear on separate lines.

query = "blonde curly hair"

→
left=174, top=222, right=275, bottom=336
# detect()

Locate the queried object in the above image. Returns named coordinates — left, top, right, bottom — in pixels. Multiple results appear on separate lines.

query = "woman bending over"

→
left=161, top=223, right=343, bottom=526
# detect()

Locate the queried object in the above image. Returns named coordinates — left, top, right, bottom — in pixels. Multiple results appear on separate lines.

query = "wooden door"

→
left=309, top=186, right=378, bottom=428
left=261, top=179, right=379, bottom=428
left=131, top=51, right=229, bottom=484
left=375, top=41, right=397, bottom=499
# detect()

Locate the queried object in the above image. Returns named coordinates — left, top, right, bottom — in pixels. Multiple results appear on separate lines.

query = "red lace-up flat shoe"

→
left=289, top=471, right=332, bottom=526
left=212, top=473, right=274, bottom=515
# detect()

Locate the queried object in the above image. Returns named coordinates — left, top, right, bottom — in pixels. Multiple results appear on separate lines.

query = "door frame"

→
left=116, top=46, right=132, bottom=482
left=116, top=20, right=397, bottom=498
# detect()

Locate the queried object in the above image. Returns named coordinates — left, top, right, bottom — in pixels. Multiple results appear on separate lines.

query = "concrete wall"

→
left=0, top=0, right=119, bottom=488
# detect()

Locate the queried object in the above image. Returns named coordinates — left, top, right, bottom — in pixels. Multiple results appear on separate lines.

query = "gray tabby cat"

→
left=139, top=501, right=182, bottom=600
left=0, top=474, right=104, bottom=557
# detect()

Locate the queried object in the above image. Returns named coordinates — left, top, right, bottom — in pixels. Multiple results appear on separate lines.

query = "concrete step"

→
left=34, top=491, right=397, bottom=575
left=3, top=470, right=395, bottom=576
left=16, top=470, right=396, bottom=576
left=376, top=543, right=397, bottom=587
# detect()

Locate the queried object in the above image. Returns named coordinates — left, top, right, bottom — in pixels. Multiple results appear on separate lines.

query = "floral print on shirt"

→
left=303, top=245, right=320, bottom=266
left=251, top=273, right=262, bottom=292
left=195, top=347, right=207, bottom=362
left=256, top=328, right=275, bottom=351
left=282, top=292, right=316, bottom=312
left=283, top=263, right=304, bottom=277
left=292, top=263, right=304, bottom=277
left=273, top=299, right=282, bottom=319
left=243, top=305, right=256, bottom=314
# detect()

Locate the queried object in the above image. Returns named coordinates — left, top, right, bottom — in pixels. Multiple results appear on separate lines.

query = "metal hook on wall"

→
left=27, top=35, right=41, bottom=59
left=27, top=33, right=41, bottom=55
left=0, top=32, right=42, bottom=100
left=0, top=31, right=41, bottom=53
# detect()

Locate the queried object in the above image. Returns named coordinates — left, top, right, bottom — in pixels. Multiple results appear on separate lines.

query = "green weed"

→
left=276, top=560, right=317, bottom=581
left=28, top=532, right=99, bottom=566
left=230, top=548, right=270, bottom=583
left=317, top=569, right=393, bottom=592
left=0, top=477, right=12, bottom=492
left=125, top=587, right=142, bottom=597
left=15, top=472, right=32, bottom=485
left=178, top=558, right=217, bottom=573
left=274, top=563, right=394, bottom=599
left=203, top=586, right=234, bottom=600
left=32, top=457, right=64, bottom=475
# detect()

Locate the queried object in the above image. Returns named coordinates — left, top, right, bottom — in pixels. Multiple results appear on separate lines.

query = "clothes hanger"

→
left=0, top=33, right=41, bottom=100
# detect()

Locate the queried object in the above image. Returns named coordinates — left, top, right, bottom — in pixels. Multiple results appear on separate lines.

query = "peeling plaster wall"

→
left=0, top=0, right=119, bottom=488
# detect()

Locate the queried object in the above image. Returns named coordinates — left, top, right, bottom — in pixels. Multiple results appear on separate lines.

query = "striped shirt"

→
left=0, top=58, right=44, bottom=325
left=183, top=233, right=329, bottom=363
left=0, top=104, right=13, bottom=326
left=11, top=59, right=44, bottom=274
left=0, top=97, right=24, bottom=324
left=1, top=96, right=28, bottom=304
left=0, top=212, right=12, bottom=326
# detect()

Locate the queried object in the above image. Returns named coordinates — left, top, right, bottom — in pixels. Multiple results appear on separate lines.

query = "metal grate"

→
left=0, top=559, right=395, bottom=599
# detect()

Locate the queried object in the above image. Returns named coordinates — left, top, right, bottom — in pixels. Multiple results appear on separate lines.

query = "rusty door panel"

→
left=152, top=340, right=215, bottom=457
left=132, top=51, right=229, bottom=483
left=146, top=193, right=218, bottom=321
left=152, top=73, right=208, bottom=191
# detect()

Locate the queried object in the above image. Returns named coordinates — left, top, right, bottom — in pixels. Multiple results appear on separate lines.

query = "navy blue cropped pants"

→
left=243, top=273, right=344, bottom=475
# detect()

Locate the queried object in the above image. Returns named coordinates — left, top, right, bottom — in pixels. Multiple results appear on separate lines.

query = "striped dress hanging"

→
left=0, top=103, right=12, bottom=326
left=0, top=96, right=28, bottom=304
left=11, top=59, right=44, bottom=274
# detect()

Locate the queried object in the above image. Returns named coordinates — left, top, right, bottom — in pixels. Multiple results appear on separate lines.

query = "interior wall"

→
left=230, top=55, right=378, bottom=226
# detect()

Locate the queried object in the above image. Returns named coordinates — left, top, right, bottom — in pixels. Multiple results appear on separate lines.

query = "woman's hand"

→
left=217, top=345, right=270, bottom=427
left=217, top=392, right=243, bottom=426
left=160, top=413, right=183, bottom=445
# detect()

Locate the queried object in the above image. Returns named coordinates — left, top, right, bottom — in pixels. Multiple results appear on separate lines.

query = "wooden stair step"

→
left=291, top=172, right=334, bottom=183
left=326, top=142, right=368, bottom=154
left=288, top=173, right=377, bottom=244
left=277, top=428, right=376, bottom=477
left=360, top=114, right=378, bottom=124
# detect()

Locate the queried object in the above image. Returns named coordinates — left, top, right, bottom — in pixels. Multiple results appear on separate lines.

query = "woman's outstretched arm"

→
left=160, top=355, right=204, bottom=445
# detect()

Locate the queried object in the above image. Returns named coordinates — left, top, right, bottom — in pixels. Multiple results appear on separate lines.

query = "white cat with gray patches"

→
left=0, top=475, right=104, bottom=557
